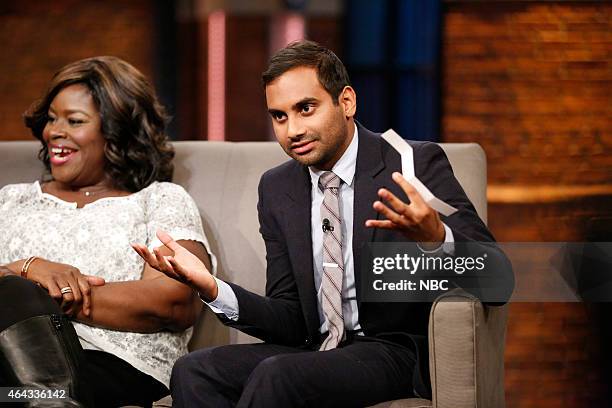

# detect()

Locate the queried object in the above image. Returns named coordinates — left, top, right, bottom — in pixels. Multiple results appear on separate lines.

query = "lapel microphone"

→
left=322, top=218, right=334, bottom=233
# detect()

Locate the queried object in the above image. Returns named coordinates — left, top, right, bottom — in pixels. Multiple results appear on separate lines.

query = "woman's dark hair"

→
left=24, top=56, right=174, bottom=192
left=262, top=40, right=351, bottom=105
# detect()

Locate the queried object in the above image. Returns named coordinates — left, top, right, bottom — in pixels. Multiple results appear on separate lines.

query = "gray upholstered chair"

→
left=0, top=141, right=508, bottom=408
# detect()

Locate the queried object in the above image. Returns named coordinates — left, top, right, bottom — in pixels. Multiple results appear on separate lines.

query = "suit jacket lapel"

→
left=283, top=164, right=320, bottom=335
left=353, top=124, right=386, bottom=304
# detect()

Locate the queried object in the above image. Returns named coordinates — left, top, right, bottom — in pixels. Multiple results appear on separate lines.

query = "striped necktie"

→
left=318, top=171, right=345, bottom=350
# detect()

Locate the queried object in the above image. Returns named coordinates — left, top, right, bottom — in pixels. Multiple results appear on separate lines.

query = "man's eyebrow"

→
left=293, top=97, right=318, bottom=110
left=267, top=97, right=319, bottom=116
left=267, top=108, right=285, bottom=116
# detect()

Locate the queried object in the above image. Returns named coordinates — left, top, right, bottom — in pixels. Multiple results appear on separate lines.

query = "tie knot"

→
left=318, top=172, right=341, bottom=191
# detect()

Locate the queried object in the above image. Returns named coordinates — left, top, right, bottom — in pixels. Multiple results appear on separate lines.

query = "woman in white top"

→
left=0, top=56, right=213, bottom=407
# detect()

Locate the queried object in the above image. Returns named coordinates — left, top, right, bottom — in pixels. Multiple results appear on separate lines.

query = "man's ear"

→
left=338, top=86, right=357, bottom=118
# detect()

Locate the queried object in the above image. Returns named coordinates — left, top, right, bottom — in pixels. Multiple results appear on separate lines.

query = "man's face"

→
left=265, top=66, right=353, bottom=170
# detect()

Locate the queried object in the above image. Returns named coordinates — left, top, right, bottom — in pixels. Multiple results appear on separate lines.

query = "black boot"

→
left=0, top=314, right=93, bottom=407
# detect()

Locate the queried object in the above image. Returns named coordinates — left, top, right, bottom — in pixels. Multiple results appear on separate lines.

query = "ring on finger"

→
left=60, top=286, right=73, bottom=295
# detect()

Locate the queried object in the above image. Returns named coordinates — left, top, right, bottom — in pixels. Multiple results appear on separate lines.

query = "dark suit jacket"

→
left=221, top=124, right=513, bottom=398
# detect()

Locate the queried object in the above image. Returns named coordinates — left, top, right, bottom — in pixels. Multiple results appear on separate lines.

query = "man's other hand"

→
left=365, top=172, right=445, bottom=249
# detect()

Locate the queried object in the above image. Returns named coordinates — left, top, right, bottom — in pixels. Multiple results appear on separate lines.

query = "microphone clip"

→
left=322, top=218, right=334, bottom=233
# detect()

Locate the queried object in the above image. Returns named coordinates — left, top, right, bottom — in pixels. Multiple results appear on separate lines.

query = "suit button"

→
left=305, top=338, right=311, bottom=345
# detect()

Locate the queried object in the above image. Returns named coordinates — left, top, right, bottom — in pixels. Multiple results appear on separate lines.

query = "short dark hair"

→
left=262, top=40, right=351, bottom=105
left=24, top=56, right=174, bottom=192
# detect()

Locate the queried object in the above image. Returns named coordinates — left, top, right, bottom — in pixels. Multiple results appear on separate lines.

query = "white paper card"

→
left=381, top=129, right=458, bottom=217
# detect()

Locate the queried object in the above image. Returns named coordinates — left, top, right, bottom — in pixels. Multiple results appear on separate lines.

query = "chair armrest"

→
left=428, top=289, right=508, bottom=408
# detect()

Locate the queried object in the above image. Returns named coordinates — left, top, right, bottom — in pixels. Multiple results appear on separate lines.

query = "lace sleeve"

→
left=145, top=182, right=217, bottom=275
left=0, top=184, right=21, bottom=207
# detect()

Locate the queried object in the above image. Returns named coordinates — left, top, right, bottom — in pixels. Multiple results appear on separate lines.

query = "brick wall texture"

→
left=443, top=2, right=611, bottom=187
left=443, top=2, right=612, bottom=407
left=0, top=0, right=155, bottom=141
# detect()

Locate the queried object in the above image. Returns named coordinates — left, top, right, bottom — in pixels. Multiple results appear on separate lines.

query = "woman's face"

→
left=42, top=84, right=108, bottom=188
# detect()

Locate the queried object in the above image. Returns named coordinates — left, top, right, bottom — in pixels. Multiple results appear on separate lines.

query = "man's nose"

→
left=287, top=118, right=305, bottom=140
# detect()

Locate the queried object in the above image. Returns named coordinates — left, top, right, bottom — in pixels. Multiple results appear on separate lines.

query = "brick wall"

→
left=0, top=0, right=155, bottom=141
left=443, top=2, right=612, bottom=407
left=443, top=2, right=611, bottom=187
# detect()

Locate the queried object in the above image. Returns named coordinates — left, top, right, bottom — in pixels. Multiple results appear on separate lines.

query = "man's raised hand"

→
left=131, top=230, right=218, bottom=301
left=365, top=172, right=445, bottom=246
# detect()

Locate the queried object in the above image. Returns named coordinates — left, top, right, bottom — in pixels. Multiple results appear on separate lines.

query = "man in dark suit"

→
left=135, top=40, right=512, bottom=407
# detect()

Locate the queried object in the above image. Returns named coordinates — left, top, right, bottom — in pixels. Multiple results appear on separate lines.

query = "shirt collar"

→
left=309, top=122, right=358, bottom=189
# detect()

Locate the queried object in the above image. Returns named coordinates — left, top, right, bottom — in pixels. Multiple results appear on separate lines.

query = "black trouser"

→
left=170, top=336, right=418, bottom=408
left=0, top=275, right=168, bottom=407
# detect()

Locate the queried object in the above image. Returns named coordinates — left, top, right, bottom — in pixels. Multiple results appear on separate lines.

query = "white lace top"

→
left=0, top=181, right=215, bottom=387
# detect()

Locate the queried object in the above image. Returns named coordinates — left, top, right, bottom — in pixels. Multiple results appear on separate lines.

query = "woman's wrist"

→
left=21, top=256, right=40, bottom=280
left=0, top=257, right=45, bottom=280
left=0, top=265, right=15, bottom=277
left=2, top=260, right=29, bottom=277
